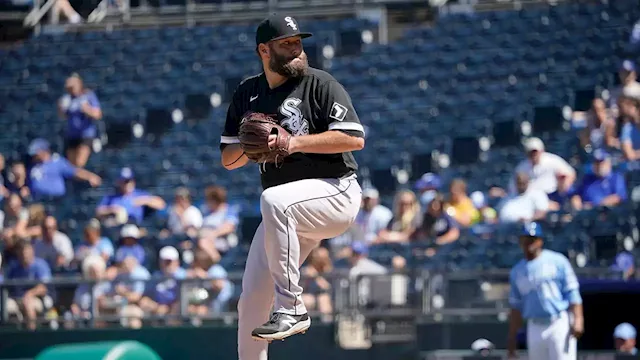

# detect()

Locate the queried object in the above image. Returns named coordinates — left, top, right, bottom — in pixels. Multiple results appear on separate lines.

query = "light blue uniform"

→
left=509, top=249, right=582, bottom=360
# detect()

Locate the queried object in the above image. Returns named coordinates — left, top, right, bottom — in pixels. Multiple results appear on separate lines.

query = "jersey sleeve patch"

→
left=329, top=102, right=348, bottom=122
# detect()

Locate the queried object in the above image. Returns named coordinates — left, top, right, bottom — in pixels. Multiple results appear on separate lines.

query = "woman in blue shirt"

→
left=58, top=73, right=102, bottom=167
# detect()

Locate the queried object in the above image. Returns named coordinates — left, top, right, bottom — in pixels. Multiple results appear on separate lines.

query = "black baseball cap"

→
left=255, top=13, right=312, bottom=47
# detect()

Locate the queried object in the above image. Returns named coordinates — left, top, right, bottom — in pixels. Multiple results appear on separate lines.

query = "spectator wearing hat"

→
left=354, top=188, right=392, bottom=244
left=444, top=178, right=479, bottom=228
left=614, top=323, right=637, bottom=355
left=96, top=167, right=166, bottom=226
left=611, top=252, right=635, bottom=281
left=27, top=138, right=101, bottom=200
left=32, top=216, right=74, bottom=270
left=164, top=187, right=203, bottom=239
left=198, top=185, right=240, bottom=258
left=511, top=137, right=575, bottom=195
left=113, top=224, right=145, bottom=267
left=74, top=219, right=114, bottom=265
left=139, top=246, right=186, bottom=322
left=348, top=242, right=387, bottom=279
left=58, top=73, right=102, bottom=167
left=571, top=150, right=627, bottom=210
left=67, top=255, right=110, bottom=326
left=415, top=172, right=441, bottom=207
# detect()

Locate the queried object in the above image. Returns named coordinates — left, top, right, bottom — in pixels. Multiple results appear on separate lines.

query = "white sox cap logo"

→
left=285, top=17, right=297, bottom=30
left=329, top=102, right=348, bottom=121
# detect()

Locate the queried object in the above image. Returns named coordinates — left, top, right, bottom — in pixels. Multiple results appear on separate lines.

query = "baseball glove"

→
left=238, top=111, right=292, bottom=164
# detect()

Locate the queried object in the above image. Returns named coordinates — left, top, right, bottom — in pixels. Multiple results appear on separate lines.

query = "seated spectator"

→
left=25, top=203, right=46, bottom=239
left=186, top=249, right=233, bottom=315
left=59, top=73, right=102, bottom=167
left=414, top=195, right=460, bottom=246
left=164, top=187, right=202, bottom=238
left=198, top=185, right=239, bottom=258
left=572, top=150, right=627, bottom=210
left=0, top=153, right=7, bottom=200
left=444, top=178, right=478, bottom=228
left=139, top=246, right=186, bottom=323
left=5, top=241, right=52, bottom=330
left=377, top=190, right=421, bottom=243
left=580, top=97, right=618, bottom=149
left=96, top=167, right=166, bottom=227
left=609, top=61, right=640, bottom=116
left=614, top=323, right=638, bottom=355
left=620, top=94, right=640, bottom=161
left=548, top=173, right=576, bottom=212
left=1, top=193, right=29, bottom=240
left=5, top=160, right=31, bottom=201
left=511, top=137, right=576, bottom=195
left=353, top=188, right=392, bottom=244
left=74, top=219, right=114, bottom=266
left=610, top=251, right=635, bottom=281
left=414, top=172, right=441, bottom=207
left=27, top=138, right=101, bottom=200
left=469, top=191, right=497, bottom=225
left=113, top=224, right=145, bottom=267
left=348, top=242, right=387, bottom=305
left=498, top=172, right=549, bottom=223
left=32, top=216, right=74, bottom=270
left=301, top=247, right=333, bottom=317
left=67, top=255, right=110, bottom=326
left=0, top=252, right=3, bottom=283
left=101, top=256, right=150, bottom=329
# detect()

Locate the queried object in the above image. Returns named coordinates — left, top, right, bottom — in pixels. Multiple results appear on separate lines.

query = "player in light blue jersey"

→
left=507, top=222, right=584, bottom=360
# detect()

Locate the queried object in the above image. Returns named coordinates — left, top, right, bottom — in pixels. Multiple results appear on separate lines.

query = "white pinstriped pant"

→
left=237, top=175, right=362, bottom=360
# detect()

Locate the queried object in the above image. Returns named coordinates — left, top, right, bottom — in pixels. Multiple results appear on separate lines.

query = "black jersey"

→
left=220, top=67, right=364, bottom=189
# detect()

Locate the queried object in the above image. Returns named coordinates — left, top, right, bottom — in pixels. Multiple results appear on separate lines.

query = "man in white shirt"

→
left=499, top=173, right=549, bottom=223
left=166, top=187, right=203, bottom=237
left=33, top=215, right=74, bottom=269
left=511, top=137, right=575, bottom=195
left=355, top=188, right=393, bottom=244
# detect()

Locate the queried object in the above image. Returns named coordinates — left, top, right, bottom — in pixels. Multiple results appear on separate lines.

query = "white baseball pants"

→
left=527, top=311, right=577, bottom=360
left=237, top=175, right=362, bottom=360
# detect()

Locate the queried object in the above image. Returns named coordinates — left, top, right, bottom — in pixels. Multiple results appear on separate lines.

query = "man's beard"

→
left=269, top=48, right=309, bottom=78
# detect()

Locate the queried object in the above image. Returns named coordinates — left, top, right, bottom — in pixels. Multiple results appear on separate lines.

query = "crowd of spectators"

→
left=0, top=75, right=241, bottom=329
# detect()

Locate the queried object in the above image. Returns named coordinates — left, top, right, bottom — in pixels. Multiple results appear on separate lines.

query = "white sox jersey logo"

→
left=279, top=98, right=310, bottom=136
left=284, top=17, right=297, bottom=30
left=330, top=102, right=348, bottom=121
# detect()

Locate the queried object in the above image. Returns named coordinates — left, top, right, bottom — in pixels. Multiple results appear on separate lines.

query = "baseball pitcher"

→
left=507, top=222, right=584, bottom=360
left=219, top=13, right=365, bottom=360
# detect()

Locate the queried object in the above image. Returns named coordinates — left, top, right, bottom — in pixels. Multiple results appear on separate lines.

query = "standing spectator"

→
left=571, top=150, right=627, bottom=210
left=198, top=185, right=239, bottom=258
left=614, top=323, right=638, bottom=355
left=5, top=161, right=30, bottom=201
left=498, top=173, right=549, bottom=223
left=414, top=172, right=441, bottom=207
left=1, top=193, right=29, bottom=240
left=414, top=195, right=460, bottom=245
left=139, top=246, right=186, bottom=322
left=5, top=241, right=52, bottom=330
left=32, top=216, right=74, bottom=270
left=96, top=167, right=166, bottom=226
left=165, top=187, right=203, bottom=238
left=58, top=73, right=102, bottom=167
left=113, top=224, right=145, bottom=266
left=353, top=188, right=392, bottom=244
left=377, top=190, right=421, bottom=243
left=444, top=178, right=478, bottom=228
left=74, top=219, right=114, bottom=265
left=67, top=255, right=110, bottom=326
left=301, top=247, right=333, bottom=317
left=511, top=137, right=576, bottom=195
left=27, top=138, right=101, bottom=200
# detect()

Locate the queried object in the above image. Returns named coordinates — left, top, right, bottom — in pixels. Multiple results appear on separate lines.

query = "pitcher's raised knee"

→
left=260, top=187, right=287, bottom=215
